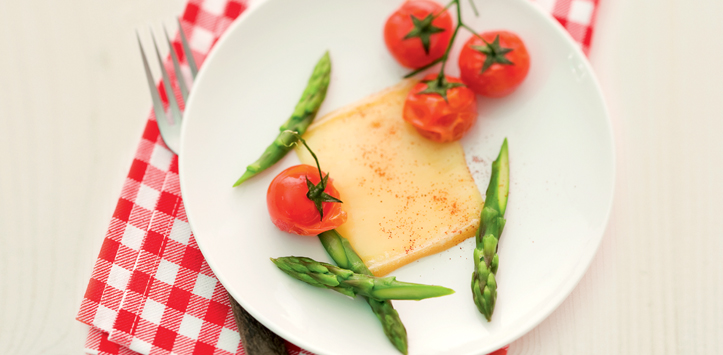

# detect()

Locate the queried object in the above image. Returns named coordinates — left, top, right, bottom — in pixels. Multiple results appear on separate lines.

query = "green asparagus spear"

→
left=233, top=52, right=331, bottom=187
left=471, top=138, right=509, bottom=321
left=319, top=230, right=408, bottom=354
left=272, top=256, right=454, bottom=301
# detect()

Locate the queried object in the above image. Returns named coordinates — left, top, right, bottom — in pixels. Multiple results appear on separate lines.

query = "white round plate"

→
left=180, top=0, right=614, bottom=354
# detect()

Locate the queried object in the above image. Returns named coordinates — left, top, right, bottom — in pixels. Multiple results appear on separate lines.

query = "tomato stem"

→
left=469, top=0, right=479, bottom=17
left=461, top=23, right=489, bottom=44
left=281, top=130, right=342, bottom=221
left=406, top=0, right=486, bottom=85
left=434, top=0, right=457, bottom=20
left=403, top=57, right=443, bottom=78
left=282, top=130, right=325, bottom=190
left=435, top=0, right=462, bottom=84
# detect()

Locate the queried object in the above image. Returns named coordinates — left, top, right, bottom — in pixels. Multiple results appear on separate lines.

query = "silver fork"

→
left=136, top=21, right=287, bottom=355
left=136, top=19, right=197, bottom=155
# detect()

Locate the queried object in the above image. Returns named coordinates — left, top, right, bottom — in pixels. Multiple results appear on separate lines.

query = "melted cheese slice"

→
left=296, top=80, right=483, bottom=276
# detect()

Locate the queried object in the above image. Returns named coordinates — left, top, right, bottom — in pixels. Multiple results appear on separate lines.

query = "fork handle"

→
left=227, top=292, right=288, bottom=355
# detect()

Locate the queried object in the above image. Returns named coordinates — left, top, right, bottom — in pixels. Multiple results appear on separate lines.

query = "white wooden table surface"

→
left=1, top=0, right=722, bottom=354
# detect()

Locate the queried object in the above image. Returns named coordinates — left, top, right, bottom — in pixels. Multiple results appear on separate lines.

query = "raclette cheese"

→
left=296, top=80, right=483, bottom=276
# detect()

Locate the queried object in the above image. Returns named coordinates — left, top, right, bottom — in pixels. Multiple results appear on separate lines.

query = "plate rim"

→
left=179, top=0, right=616, bottom=353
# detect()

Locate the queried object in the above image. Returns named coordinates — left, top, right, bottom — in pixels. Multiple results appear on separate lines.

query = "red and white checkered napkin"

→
left=77, top=0, right=599, bottom=354
left=534, top=0, right=599, bottom=54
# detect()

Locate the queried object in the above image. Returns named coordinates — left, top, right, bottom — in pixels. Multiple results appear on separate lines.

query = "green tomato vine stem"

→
left=406, top=0, right=489, bottom=82
left=281, top=130, right=342, bottom=221
left=433, top=0, right=462, bottom=85
left=281, top=130, right=324, bottom=188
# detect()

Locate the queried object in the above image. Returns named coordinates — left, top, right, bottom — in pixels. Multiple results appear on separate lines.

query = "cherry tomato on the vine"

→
left=384, top=0, right=453, bottom=69
left=267, top=164, right=346, bottom=236
left=458, top=31, right=530, bottom=98
left=403, top=74, right=478, bottom=143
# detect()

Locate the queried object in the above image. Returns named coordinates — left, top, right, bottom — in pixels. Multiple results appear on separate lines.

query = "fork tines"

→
left=137, top=19, right=198, bottom=155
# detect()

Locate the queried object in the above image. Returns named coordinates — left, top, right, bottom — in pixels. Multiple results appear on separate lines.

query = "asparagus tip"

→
left=233, top=170, right=253, bottom=187
left=371, top=284, right=455, bottom=301
left=439, top=287, right=455, bottom=297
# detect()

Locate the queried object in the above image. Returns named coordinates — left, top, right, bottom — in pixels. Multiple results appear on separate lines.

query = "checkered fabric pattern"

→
left=78, top=0, right=599, bottom=354
left=533, top=0, right=599, bottom=54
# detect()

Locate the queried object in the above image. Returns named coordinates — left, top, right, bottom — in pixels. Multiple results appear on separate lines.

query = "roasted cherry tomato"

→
left=267, top=164, right=346, bottom=236
left=458, top=31, right=530, bottom=98
left=384, top=0, right=453, bottom=69
left=403, top=74, right=478, bottom=143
